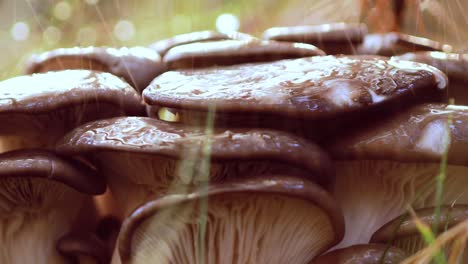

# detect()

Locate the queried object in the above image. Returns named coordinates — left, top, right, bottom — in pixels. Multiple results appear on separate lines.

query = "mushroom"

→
left=311, top=244, right=408, bottom=264
left=114, top=175, right=344, bottom=264
left=143, top=55, right=447, bottom=140
left=26, top=46, right=165, bottom=93
left=326, top=103, right=468, bottom=248
left=56, top=116, right=333, bottom=218
left=163, top=39, right=325, bottom=70
left=57, top=233, right=110, bottom=264
left=0, top=149, right=105, bottom=264
left=357, top=32, right=452, bottom=56
left=395, top=52, right=468, bottom=104
left=149, top=30, right=254, bottom=56
left=371, top=205, right=468, bottom=262
left=0, top=70, right=143, bottom=152
left=263, top=23, right=367, bottom=55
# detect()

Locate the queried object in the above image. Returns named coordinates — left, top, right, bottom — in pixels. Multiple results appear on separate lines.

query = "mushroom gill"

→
left=327, top=104, right=468, bottom=248
left=0, top=149, right=105, bottom=264
left=116, top=175, right=344, bottom=264
left=57, top=117, right=333, bottom=218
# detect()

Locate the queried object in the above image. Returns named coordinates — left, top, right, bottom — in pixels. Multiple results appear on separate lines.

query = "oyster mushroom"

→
left=327, top=104, right=468, bottom=248
left=144, top=55, right=447, bottom=139
left=26, top=47, right=165, bottom=93
left=0, top=149, right=105, bottom=264
left=0, top=70, right=143, bottom=152
left=115, top=175, right=344, bottom=264
left=149, top=30, right=254, bottom=56
left=395, top=52, right=468, bottom=104
left=357, top=32, right=452, bottom=56
left=311, top=244, right=408, bottom=264
left=163, top=39, right=325, bottom=70
left=371, top=206, right=468, bottom=262
left=263, top=23, right=367, bottom=55
left=56, top=117, right=333, bottom=218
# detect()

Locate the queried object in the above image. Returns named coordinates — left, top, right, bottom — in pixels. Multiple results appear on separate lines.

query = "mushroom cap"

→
left=395, top=51, right=468, bottom=82
left=117, top=175, right=345, bottom=262
left=57, top=233, right=110, bottom=264
left=311, top=244, right=408, bottom=264
left=358, top=33, right=452, bottom=56
left=0, top=70, right=143, bottom=115
left=371, top=205, right=468, bottom=243
left=149, top=30, right=231, bottom=56
left=56, top=117, right=333, bottom=186
left=143, top=55, right=447, bottom=119
left=327, top=104, right=468, bottom=165
left=263, top=23, right=367, bottom=43
left=163, top=39, right=325, bottom=69
left=0, top=149, right=105, bottom=195
left=26, top=47, right=165, bottom=93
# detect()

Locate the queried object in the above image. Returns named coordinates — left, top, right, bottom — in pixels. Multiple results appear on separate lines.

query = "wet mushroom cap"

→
left=56, top=116, right=333, bottom=186
left=117, top=175, right=345, bottom=263
left=371, top=205, right=468, bottom=243
left=144, top=55, right=447, bottom=119
left=0, top=70, right=143, bottom=115
left=26, top=47, right=165, bottom=93
left=149, top=30, right=231, bottom=56
left=0, top=149, right=105, bottom=195
left=311, top=244, right=408, bottom=264
left=358, top=32, right=452, bottom=56
left=163, top=39, right=325, bottom=69
left=263, top=23, right=367, bottom=55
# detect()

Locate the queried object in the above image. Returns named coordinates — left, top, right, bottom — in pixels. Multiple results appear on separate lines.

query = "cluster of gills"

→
left=0, top=22, right=467, bottom=264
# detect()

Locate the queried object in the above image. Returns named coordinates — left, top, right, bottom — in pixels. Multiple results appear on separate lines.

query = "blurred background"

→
left=0, top=0, right=467, bottom=79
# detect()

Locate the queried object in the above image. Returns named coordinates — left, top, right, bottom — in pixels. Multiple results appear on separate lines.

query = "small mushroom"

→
left=327, top=103, right=468, bottom=248
left=395, top=51, right=468, bottom=104
left=115, top=175, right=344, bottom=264
left=56, top=117, right=333, bottom=218
left=26, top=46, right=165, bottom=93
left=311, top=244, right=408, bottom=264
left=163, top=39, right=325, bottom=70
left=149, top=30, right=254, bottom=56
left=0, top=149, right=105, bottom=264
left=0, top=70, right=143, bottom=152
left=144, top=55, right=447, bottom=139
left=263, top=23, right=367, bottom=55
left=357, top=32, right=452, bottom=56
left=371, top=206, right=468, bottom=263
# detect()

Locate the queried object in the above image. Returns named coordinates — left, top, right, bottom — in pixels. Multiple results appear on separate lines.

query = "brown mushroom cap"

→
left=26, top=47, right=165, bottom=93
left=57, top=233, right=110, bottom=264
left=263, top=23, right=367, bottom=55
left=144, top=55, right=447, bottom=120
left=117, top=175, right=344, bottom=263
left=163, top=39, right=325, bottom=70
left=0, top=149, right=105, bottom=195
left=328, top=104, right=468, bottom=165
left=56, top=116, right=333, bottom=186
left=311, top=244, right=408, bottom=264
left=371, top=205, right=468, bottom=243
left=149, top=30, right=231, bottom=56
left=358, top=33, right=452, bottom=56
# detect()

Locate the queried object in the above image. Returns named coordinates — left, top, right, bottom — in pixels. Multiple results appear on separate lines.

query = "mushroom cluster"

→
left=0, top=21, right=466, bottom=264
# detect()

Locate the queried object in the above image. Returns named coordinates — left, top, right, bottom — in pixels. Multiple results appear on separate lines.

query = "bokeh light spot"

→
left=11, top=22, right=30, bottom=41
left=54, top=1, right=72, bottom=21
left=114, top=20, right=135, bottom=41
left=43, top=26, right=62, bottom=45
left=216, top=13, right=240, bottom=34
left=85, top=0, right=99, bottom=5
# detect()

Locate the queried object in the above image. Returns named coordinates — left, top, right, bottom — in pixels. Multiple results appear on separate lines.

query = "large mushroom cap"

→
left=26, top=46, right=165, bottom=93
left=163, top=39, right=325, bottom=70
left=117, top=175, right=344, bottom=264
left=311, top=244, right=408, bottom=264
left=263, top=23, right=367, bottom=55
left=0, top=70, right=143, bottom=151
left=358, top=32, right=452, bottom=56
left=0, top=149, right=105, bottom=264
left=149, top=30, right=231, bottom=56
left=144, top=55, right=447, bottom=123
